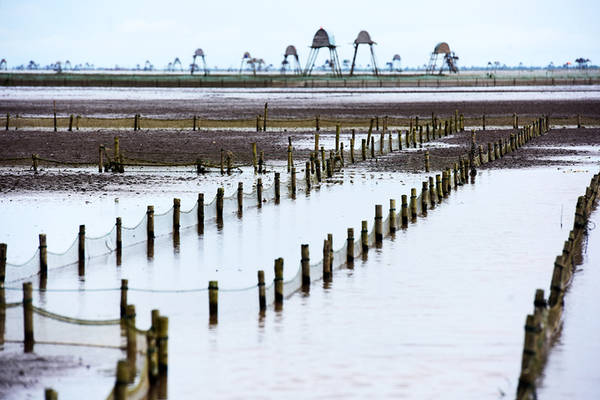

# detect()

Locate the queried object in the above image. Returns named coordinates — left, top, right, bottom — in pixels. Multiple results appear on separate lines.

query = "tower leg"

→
left=350, top=45, right=358, bottom=76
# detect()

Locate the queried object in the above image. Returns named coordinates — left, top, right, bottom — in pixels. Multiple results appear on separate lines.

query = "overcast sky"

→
left=1, top=0, right=598, bottom=69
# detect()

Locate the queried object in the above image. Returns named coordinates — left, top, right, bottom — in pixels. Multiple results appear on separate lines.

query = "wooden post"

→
left=482, top=113, right=485, bottom=130
left=425, top=151, right=430, bottom=172
left=361, top=220, right=369, bottom=253
left=315, top=158, right=321, bottom=182
left=520, top=314, right=539, bottom=371
left=252, top=143, right=257, bottom=173
left=325, top=159, right=332, bottom=178
left=367, top=118, right=374, bottom=146
left=321, top=239, right=331, bottom=282
left=126, top=304, right=137, bottom=381
left=236, top=183, right=243, bottom=215
left=401, top=195, right=408, bottom=228
left=379, top=131, right=384, bottom=155
left=171, top=198, right=181, bottom=234
left=350, top=138, right=355, bottom=163
left=45, top=388, right=58, bottom=400
left=23, top=282, right=34, bottom=352
left=361, top=139, right=367, bottom=161
left=388, top=130, right=393, bottom=152
left=287, top=144, right=292, bottom=172
left=370, top=137, right=375, bottom=158
left=146, top=329, right=159, bottom=383
left=68, top=114, right=73, bottom=131
left=409, top=188, right=417, bottom=221
left=197, top=193, right=204, bottom=235
left=39, top=234, right=47, bottom=278
left=258, top=271, right=266, bottom=312
left=398, top=130, right=402, bottom=150
left=389, top=199, right=397, bottom=234
left=375, top=205, right=383, bottom=244
left=429, top=176, right=437, bottom=206
left=320, top=147, right=326, bottom=171
left=301, top=244, right=310, bottom=289
left=119, top=279, right=128, bottom=318
left=335, top=124, right=341, bottom=152
left=316, top=115, right=320, bottom=131
left=115, top=217, right=122, bottom=265
left=226, top=152, right=232, bottom=175
left=147, top=206, right=155, bottom=240
left=212, top=189, right=223, bottom=227
left=208, top=281, right=218, bottom=324
left=258, top=151, right=265, bottom=174
left=425, top=124, right=430, bottom=142
left=305, top=162, right=311, bottom=190
left=513, top=113, right=517, bottom=129
left=4, top=113, right=8, bottom=130
left=157, top=316, right=168, bottom=374
left=327, top=233, right=333, bottom=274
left=346, top=228, right=354, bottom=264
left=263, top=102, right=268, bottom=131
left=114, top=137, right=120, bottom=168
left=257, top=178, right=263, bottom=207
left=291, top=168, right=297, bottom=196
left=78, top=225, right=85, bottom=275
left=0, top=243, right=6, bottom=285
left=274, top=258, right=284, bottom=308
left=421, top=182, right=428, bottom=215
left=340, top=142, right=345, bottom=167
left=193, top=115, right=197, bottom=131
left=114, top=360, right=129, bottom=400
left=274, top=172, right=280, bottom=203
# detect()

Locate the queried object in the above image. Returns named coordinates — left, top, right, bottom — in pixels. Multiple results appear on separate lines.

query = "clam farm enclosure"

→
left=1, top=85, right=600, bottom=399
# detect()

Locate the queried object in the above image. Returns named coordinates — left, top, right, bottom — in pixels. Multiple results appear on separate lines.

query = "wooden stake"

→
left=78, top=224, right=85, bottom=276
left=425, top=151, right=430, bottom=172
left=0, top=243, right=6, bottom=285
left=301, top=244, right=310, bottom=289
left=361, top=220, right=368, bottom=253
left=314, top=133, right=319, bottom=153
left=39, top=234, right=47, bottom=278
left=346, top=228, right=354, bottom=264
left=114, top=360, right=129, bottom=400
left=216, top=187, right=224, bottom=221
left=68, top=114, right=73, bottom=131
left=116, top=218, right=122, bottom=265
left=23, top=282, right=34, bottom=352
left=263, top=102, right=268, bottom=131
left=274, top=258, right=284, bottom=308
left=401, top=195, right=408, bottom=228
left=410, top=188, right=417, bottom=221
left=157, top=316, right=168, bottom=374
left=209, top=281, right=218, bottom=324
left=173, top=198, right=181, bottom=231
left=257, top=178, right=263, bottom=207
left=274, top=172, right=280, bottom=203
left=197, top=193, right=204, bottom=235
left=375, top=205, right=383, bottom=244
left=323, top=239, right=331, bottom=282
left=335, top=124, right=341, bottom=152
left=252, top=143, right=257, bottom=173
left=305, top=162, right=311, bottom=190
left=120, top=279, right=128, bottom=318
left=147, top=206, right=155, bottom=240
left=389, top=199, right=397, bottom=234
left=258, top=271, right=266, bottom=312
left=291, top=168, right=297, bottom=196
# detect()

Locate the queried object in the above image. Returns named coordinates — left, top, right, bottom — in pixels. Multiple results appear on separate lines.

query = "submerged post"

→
left=120, top=279, right=128, bottom=318
left=389, top=199, right=397, bottom=234
left=361, top=220, right=369, bottom=253
left=78, top=224, right=85, bottom=275
left=323, top=238, right=331, bottom=282
left=301, top=244, right=310, bottom=289
left=237, top=183, right=243, bottom=215
left=401, top=195, right=408, bottom=228
left=114, top=360, right=129, bottom=400
left=157, top=316, right=168, bottom=375
left=39, top=234, right=47, bottom=278
left=257, top=178, right=263, bottom=207
left=0, top=243, right=6, bottom=285
left=410, top=188, right=417, bottom=221
left=197, top=193, right=204, bottom=235
left=257, top=270, right=266, bottom=312
left=346, top=228, right=354, bottom=265
left=208, top=281, right=218, bottom=324
left=274, top=258, right=284, bottom=309
left=274, top=172, right=281, bottom=203
left=375, top=205, right=383, bottom=244
left=252, top=143, right=258, bottom=173
left=216, top=187, right=224, bottom=222
left=173, top=198, right=181, bottom=232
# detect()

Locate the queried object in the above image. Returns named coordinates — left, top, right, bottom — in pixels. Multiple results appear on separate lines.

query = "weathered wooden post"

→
left=263, top=102, right=268, bottom=131
left=257, top=271, right=266, bottom=312
left=237, top=183, right=243, bottom=216
left=257, top=178, right=263, bottom=208
left=305, top=162, right=311, bottom=190
left=421, top=182, right=429, bottom=216
left=68, top=114, right=73, bottom=132
left=320, top=147, right=326, bottom=171
left=340, top=142, right=345, bottom=167
left=370, top=137, right=375, bottom=158
left=252, top=143, right=258, bottom=173
left=287, top=143, right=293, bottom=173
left=424, top=151, right=430, bottom=172
left=291, top=167, right=297, bottom=196
left=4, top=113, right=8, bottom=131
left=216, top=187, right=224, bottom=221
left=39, top=234, right=47, bottom=279
left=274, top=172, right=281, bottom=203
left=398, top=130, right=402, bottom=150
left=197, top=193, right=204, bottom=235
left=301, top=244, right=310, bottom=289
left=367, top=118, right=374, bottom=146
left=208, top=281, right=218, bottom=324
left=429, top=176, right=437, bottom=206
left=119, top=279, right=128, bottom=319
left=126, top=304, right=137, bottom=381
left=78, top=225, right=85, bottom=275
left=45, top=388, right=58, bottom=400
left=346, top=228, right=354, bottom=265
left=193, top=115, right=197, bottom=131
left=361, top=139, right=367, bottom=161
left=315, top=158, right=321, bottom=182
left=482, top=113, right=486, bottom=130
left=350, top=138, right=355, bottom=163
left=274, top=258, right=284, bottom=309
left=401, top=195, right=408, bottom=228
left=322, top=238, right=331, bottom=281
left=173, top=198, right=181, bottom=234
left=226, top=152, right=232, bottom=175
left=410, top=188, right=417, bottom=221
left=114, top=360, right=129, bottom=400
left=335, top=124, right=341, bottom=152
left=23, top=282, right=34, bottom=352
left=375, top=205, right=383, bottom=244
left=361, top=220, right=369, bottom=253
left=157, top=316, right=168, bottom=375
left=146, top=328, right=159, bottom=383
left=389, top=199, right=397, bottom=233
left=316, top=115, right=320, bottom=131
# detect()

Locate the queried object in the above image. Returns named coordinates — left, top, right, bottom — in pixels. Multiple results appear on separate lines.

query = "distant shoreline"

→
left=2, top=71, right=600, bottom=88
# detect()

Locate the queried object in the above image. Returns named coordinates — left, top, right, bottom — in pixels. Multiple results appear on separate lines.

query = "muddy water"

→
left=537, top=208, right=600, bottom=399
left=2, top=165, right=599, bottom=399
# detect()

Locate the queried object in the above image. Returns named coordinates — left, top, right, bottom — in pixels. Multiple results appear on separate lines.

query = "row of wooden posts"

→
left=201, top=116, right=551, bottom=322
left=2, top=114, right=550, bottom=286
left=516, top=172, right=599, bottom=400
left=7, top=107, right=590, bottom=133
left=21, top=279, right=169, bottom=400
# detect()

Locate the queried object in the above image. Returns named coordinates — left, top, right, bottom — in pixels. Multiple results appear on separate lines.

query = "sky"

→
left=1, top=0, right=599, bottom=70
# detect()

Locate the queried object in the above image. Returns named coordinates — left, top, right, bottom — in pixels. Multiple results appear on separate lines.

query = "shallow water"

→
left=2, top=165, right=599, bottom=399
left=2, top=85, right=600, bottom=104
